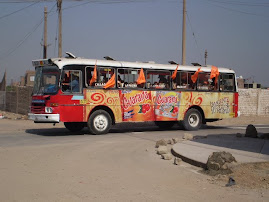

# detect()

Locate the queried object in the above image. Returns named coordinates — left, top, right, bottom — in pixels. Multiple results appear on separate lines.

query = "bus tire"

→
left=88, top=110, right=112, bottom=135
left=64, top=122, right=85, bottom=132
left=182, top=108, right=202, bottom=131
left=154, top=121, right=176, bottom=129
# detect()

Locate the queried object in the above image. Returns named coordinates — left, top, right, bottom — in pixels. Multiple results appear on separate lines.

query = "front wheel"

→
left=87, top=110, right=112, bottom=135
left=182, top=108, right=202, bottom=131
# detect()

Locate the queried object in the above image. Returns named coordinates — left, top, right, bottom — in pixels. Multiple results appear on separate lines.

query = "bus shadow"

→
left=25, top=128, right=87, bottom=136
left=25, top=123, right=228, bottom=136
left=193, top=133, right=269, bottom=156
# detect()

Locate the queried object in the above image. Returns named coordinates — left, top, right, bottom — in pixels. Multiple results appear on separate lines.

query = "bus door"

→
left=60, top=70, right=84, bottom=122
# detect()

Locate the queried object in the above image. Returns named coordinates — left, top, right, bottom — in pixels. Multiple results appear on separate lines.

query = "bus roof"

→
left=32, top=56, right=236, bottom=74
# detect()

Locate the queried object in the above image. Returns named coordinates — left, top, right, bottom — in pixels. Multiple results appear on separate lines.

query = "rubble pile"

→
left=206, top=151, right=237, bottom=176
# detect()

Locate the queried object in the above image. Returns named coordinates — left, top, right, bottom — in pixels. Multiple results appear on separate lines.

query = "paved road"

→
left=0, top=119, right=268, bottom=147
left=0, top=119, right=268, bottom=201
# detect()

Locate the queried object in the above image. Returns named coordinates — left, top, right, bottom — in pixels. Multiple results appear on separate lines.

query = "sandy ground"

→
left=0, top=111, right=268, bottom=201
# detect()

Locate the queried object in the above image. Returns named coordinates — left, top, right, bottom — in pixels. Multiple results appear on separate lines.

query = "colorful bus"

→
left=28, top=53, right=239, bottom=134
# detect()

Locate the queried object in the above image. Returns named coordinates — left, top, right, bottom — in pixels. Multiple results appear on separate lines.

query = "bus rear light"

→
left=50, top=103, right=59, bottom=107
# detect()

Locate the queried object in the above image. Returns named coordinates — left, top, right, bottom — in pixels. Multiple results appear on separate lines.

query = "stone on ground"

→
left=161, top=153, right=173, bottom=160
left=157, top=146, right=169, bottom=155
left=206, top=151, right=237, bottom=175
left=174, top=157, right=182, bottom=165
left=155, top=139, right=167, bottom=148
left=245, top=124, right=258, bottom=138
left=183, top=133, right=193, bottom=141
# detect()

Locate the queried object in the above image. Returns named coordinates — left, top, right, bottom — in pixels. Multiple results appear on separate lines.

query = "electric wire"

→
left=186, top=12, right=203, bottom=64
left=0, top=1, right=41, bottom=20
left=0, top=3, right=57, bottom=60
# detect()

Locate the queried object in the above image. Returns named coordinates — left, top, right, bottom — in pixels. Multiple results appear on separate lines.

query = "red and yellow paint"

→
left=81, top=89, right=237, bottom=123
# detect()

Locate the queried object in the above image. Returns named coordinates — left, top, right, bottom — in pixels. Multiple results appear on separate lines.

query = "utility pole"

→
left=57, top=0, right=62, bottom=58
left=204, top=49, right=208, bottom=66
left=182, top=0, right=186, bottom=65
left=43, top=6, right=48, bottom=59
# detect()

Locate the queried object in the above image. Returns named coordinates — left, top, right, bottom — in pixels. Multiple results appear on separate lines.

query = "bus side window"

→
left=117, top=69, right=127, bottom=88
left=62, top=71, right=70, bottom=92
left=220, top=74, right=235, bottom=91
left=146, top=70, right=170, bottom=90
left=197, top=72, right=219, bottom=91
left=86, top=66, right=94, bottom=87
left=173, top=71, right=195, bottom=90
left=62, top=70, right=81, bottom=93
left=197, top=72, right=210, bottom=91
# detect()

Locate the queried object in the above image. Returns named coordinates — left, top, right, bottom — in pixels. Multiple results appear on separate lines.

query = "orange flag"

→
left=90, top=60, right=97, bottom=86
left=136, top=68, right=146, bottom=85
left=103, top=73, right=115, bottom=89
left=210, top=66, right=219, bottom=84
left=171, top=65, right=179, bottom=80
left=191, top=67, right=202, bottom=83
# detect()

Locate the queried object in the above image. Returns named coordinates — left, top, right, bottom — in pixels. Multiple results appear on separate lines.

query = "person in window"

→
left=117, top=75, right=124, bottom=87
left=70, top=75, right=79, bottom=92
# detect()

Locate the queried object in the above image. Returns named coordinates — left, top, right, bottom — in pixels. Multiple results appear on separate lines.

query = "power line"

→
left=0, top=1, right=41, bottom=20
left=200, top=0, right=269, bottom=18
left=205, top=0, right=269, bottom=7
left=186, top=12, right=203, bottom=64
left=0, top=3, right=57, bottom=60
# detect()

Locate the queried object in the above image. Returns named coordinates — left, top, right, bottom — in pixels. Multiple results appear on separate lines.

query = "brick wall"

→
left=239, top=89, right=269, bottom=116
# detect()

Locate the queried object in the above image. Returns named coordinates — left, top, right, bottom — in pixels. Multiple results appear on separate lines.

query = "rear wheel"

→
left=154, top=121, right=176, bottom=129
left=88, top=110, right=112, bottom=135
left=64, top=122, right=85, bottom=132
left=182, top=108, right=202, bottom=131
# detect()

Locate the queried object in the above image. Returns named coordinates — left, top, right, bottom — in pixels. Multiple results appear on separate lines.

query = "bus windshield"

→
left=33, top=66, right=60, bottom=95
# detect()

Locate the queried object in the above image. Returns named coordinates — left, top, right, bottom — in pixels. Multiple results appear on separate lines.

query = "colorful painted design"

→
left=178, top=91, right=235, bottom=120
left=154, top=91, right=181, bottom=121
left=84, top=89, right=122, bottom=122
left=82, top=89, right=235, bottom=123
left=121, top=90, right=154, bottom=121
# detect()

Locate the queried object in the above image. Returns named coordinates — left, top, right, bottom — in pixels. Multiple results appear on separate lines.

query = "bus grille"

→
left=31, top=103, right=45, bottom=113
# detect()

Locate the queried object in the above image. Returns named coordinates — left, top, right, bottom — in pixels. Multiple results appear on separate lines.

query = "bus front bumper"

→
left=28, top=113, right=60, bottom=123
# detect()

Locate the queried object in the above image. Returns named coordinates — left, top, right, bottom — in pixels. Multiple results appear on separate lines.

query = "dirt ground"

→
left=0, top=110, right=268, bottom=200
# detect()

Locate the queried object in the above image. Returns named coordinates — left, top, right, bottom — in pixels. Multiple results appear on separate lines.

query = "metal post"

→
left=43, top=6, right=48, bottom=59
left=57, top=0, right=62, bottom=58
left=182, top=0, right=186, bottom=65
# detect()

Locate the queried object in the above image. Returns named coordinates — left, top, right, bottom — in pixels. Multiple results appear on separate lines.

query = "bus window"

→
left=172, top=71, right=195, bottom=90
left=197, top=72, right=218, bottom=91
left=86, top=66, right=94, bottom=86
left=146, top=70, right=170, bottom=90
left=117, top=68, right=144, bottom=88
left=89, top=67, right=115, bottom=88
left=220, top=74, right=235, bottom=91
left=62, top=70, right=81, bottom=93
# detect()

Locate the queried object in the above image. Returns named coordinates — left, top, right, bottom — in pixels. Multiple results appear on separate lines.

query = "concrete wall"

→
left=0, top=91, right=5, bottom=110
left=5, top=86, right=33, bottom=115
left=239, top=89, right=269, bottom=116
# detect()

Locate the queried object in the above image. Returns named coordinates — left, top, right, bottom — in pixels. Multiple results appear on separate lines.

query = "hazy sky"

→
left=0, top=0, right=269, bottom=86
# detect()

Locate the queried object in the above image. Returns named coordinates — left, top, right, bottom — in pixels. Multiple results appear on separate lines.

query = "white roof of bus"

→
left=33, top=57, right=236, bottom=74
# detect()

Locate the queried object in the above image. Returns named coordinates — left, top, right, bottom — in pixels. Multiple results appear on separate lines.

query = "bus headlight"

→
left=45, top=107, right=53, bottom=113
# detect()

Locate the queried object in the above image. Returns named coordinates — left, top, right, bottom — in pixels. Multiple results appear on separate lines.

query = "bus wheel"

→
left=64, top=122, right=85, bottom=132
left=88, top=110, right=112, bottom=135
left=182, top=109, right=202, bottom=131
left=154, top=121, right=176, bottom=129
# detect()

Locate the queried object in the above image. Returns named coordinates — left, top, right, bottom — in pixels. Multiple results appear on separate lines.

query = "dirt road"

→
left=0, top=116, right=268, bottom=201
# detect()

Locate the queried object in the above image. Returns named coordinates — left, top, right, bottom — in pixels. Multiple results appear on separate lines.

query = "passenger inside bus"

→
left=70, top=75, right=79, bottom=92
left=117, top=75, right=124, bottom=87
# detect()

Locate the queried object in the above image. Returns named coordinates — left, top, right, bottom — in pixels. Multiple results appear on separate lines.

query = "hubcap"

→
left=188, top=114, right=199, bottom=127
left=93, top=114, right=108, bottom=132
